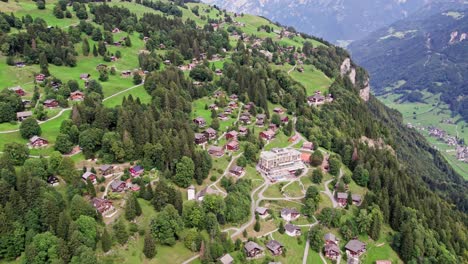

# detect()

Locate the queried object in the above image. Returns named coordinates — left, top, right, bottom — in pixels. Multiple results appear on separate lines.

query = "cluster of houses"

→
left=428, top=126, right=458, bottom=146
left=307, top=91, right=333, bottom=106
left=456, top=145, right=468, bottom=163
left=323, top=233, right=368, bottom=263
left=257, top=148, right=305, bottom=181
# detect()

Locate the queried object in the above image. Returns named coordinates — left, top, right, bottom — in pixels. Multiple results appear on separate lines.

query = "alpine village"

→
left=0, top=1, right=466, bottom=264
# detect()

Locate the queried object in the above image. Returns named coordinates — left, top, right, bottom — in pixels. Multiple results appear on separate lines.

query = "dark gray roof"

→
left=100, top=164, right=113, bottom=171
left=352, top=194, right=362, bottom=202
left=325, top=243, right=340, bottom=253
left=266, top=240, right=283, bottom=251
left=255, top=207, right=268, bottom=214
left=345, top=239, right=366, bottom=253
left=219, top=254, right=233, bottom=264
left=337, top=192, right=348, bottom=199
left=244, top=241, right=263, bottom=252
left=324, top=233, right=337, bottom=242
left=111, top=180, right=125, bottom=189
left=281, top=208, right=299, bottom=215
left=285, top=223, right=300, bottom=233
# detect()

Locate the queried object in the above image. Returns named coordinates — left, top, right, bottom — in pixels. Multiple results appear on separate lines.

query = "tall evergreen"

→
left=101, top=228, right=112, bottom=252
left=92, top=44, right=98, bottom=57
left=143, top=232, right=156, bottom=258
left=82, top=38, right=90, bottom=56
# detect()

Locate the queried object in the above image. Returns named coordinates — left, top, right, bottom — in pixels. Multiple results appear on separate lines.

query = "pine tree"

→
left=82, top=38, right=90, bottom=56
left=86, top=178, right=96, bottom=197
left=143, top=232, right=156, bottom=258
left=101, top=228, right=112, bottom=252
left=92, top=44, right=98, bottom=57
left=278, top=221, right=285, bottom=234
left=56, top=212, right=70, bottom=240
left=135, top=196, right=142, bottom=216
left=113, top=218, right=129, bottom=245
left=254, top=221, right=260, bottom=232
left=125, top=195, right=136, bottom=221
left=125, top=36, right=132, bottom=47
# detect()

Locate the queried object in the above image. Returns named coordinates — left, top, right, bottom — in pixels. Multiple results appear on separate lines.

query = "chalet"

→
left=193, top=81, right=202, bottom=86
left=226, top=140, right=240, bottom=151
left=260, top=130, right=275, bottom=141
left=226, top=131, right=238, bottom=140
left=164, top=60, right=171, bottom=65
left=269, top=124, right=278, bottom=132
left=143, top=36, right=149, bottom=42
left=324, top=244, right=340, bottom=260
left=345, top=239, right=366, bottom=257
left=16, top=111, right=32, bottom=121
left=213, top=90, right=224, bottom=98
left=208, top=104, right=218, bottom=110
left=130, top=165, right=144, bottom=177
left=224, top=107, right=233, bottom=114
left=194, top=133, right=207, bottom=145
left=92, top=198, right=114, bottom=215
left=324, top=233, right=338, bottom=245
left=22, top=99, right=31, bottom=108
left=35, top=74, right=46, bottom=82
left=229, top=94, right=238, bottom=101
left=256, top=114, right=266, bottom=121
left=273, top=107, right=284, bottom=114
left=239, top=126, right=248, bottom=136
left=255, top=207, right=269, bottom=218
left=256, top=119, right=265, bottom=127
left=69, top=91, right=85, bottom=101
left=121, top=70, right=132, bottom=77
left=244, top=241, right=264, bottom=258
left=244, top=102, right=255, bottom=110
left=29, top=136, right=48, bottom=148
left=193, top=117, right=206, bottom=128
left=9, top=86, right=25, bottom=96
left=111, top=180, right=126, bottom=192
left=208, top=146, right=224, bottom=157
left=113, top=42, right=122, bottom=47
left=229, top=165, right=245, bottom=177
left=281, top=208, right=300, bottom=221
left=266, top=240, right=283, bottom=256
left=51, top=81, right=61, bottom=90
left=228, top=101, right=238, bottom=108
left=336, top=192, right=348, bottom=207
left=302, top=141, right=314, bottom=150
left=196, top=186, right=217, bottom=201
left=280, top=116, right=289, bottom=124
left=80, top=73, right=91, bottom=80
left=240, top=115, right=251, bottom=124
left=289, top=134, right=299, bottom=142
left=285, top=223, right=301, bottom=237
left=110, top=56, right=117, bottom=62
left=219, top=253, right=234, bottom=264
left=82, top=171, right=97, bottom=184
left=218, top=113, right=228, bottom=120
left=187, top=185, right=196, bottom=201
left=204, top=128, right=217, bottom=140
left=99, top=165, right=114, bottom=176
left=43, top=99, right=59, bottom=108
left=47, top=176, right=59, bottom=186
left=215, top=69, right=223, bottom=75
left=112, top=27, right=120, bottom=33
left=96, top=64, right=108, bottom=70
left=126, top=179, right=140, bottom=192
left=352, top=194, right=362, bottom=205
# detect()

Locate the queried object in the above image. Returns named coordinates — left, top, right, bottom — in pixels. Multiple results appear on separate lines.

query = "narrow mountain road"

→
left=320, top=169, right=343, bottom=208
left=302, top=217, right=319, bottom=264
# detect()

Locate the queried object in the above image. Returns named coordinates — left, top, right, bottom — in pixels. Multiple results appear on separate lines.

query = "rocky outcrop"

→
left=359, top=78, right=370, bottom=102
left=340, top=58, right=356, bottom=85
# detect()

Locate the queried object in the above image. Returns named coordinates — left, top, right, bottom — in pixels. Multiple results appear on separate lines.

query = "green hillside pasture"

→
left=12, top=0, right=81, bottom=29
left=270, top=231, right=307, bottom=263
left=289, top=65, right=332, bottom=95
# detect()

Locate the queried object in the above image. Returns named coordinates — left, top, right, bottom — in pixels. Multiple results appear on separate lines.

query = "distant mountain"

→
left=349, top=2, right=468, bottom=121
left=202, top=0, right=436, bottom=43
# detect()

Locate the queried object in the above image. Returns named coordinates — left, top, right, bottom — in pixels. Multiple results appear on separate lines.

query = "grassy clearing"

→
left=263, top=184, right=284, bottom=198
left=270, top=231, right=307, bottom=263
left=242, top=164, right=264, bottom=189
left=264, top=131, right=291, bottom=150
left=283, top=181, right=304, bottom=197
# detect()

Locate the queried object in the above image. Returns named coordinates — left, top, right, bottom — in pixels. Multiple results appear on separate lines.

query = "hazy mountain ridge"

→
left=203, top=0, right=438, bottom=42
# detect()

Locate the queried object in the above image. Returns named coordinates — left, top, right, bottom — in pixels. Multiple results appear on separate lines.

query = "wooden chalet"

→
left=219, top=253, right=234, bottom=264
left=280, top=116, right=289, bottom=124
left=273, top=107, right=284, bottom=114
left=16, top=111, right=32, bottom=121
left=285, top=223, right=301, bottom=237
left=47, top=176, right=59, bottom=186
left=43, top=99, right=59, bottom=108
left=82, top=171, right=97, bottom=184
left=9, top=86, right=25, bottom=96
left=110, top=180, right=126, bottom=192
left=255, top=207, right=269, bottom=218
left=112, top=27, right=120, bottom=33
left=35, top=74, right=46, bottom=82
left=129, top=165, right=144, bottom=177
left=244, top=241, right=264, bottom=258
left=204, top=127, right=217, bottom=140
left=240, top=114, right=251, bottom=124
left=208, top=146, right=224, bottom=157
left=226, top=140, right=239, bottom=151
left=229, top=94, right=238, bottom=101
left=336, top=192, right=348, bottom=207
left=226, top=130, right=238, bottom=140
left=345, top=239, right=366, bottom=257
left=352, top=194, right=362, bottom=205
left=194, top=133, right=207, bottom=145
left=208, top=104, right=218, bottom=110
left=193, top=117, right=206, bottom=128
left=266, top=240, right=284, bottom=256
left=239, top=126, right=248, bottom=136
left=281, top=208, right=300, bottom=221
left=80, top=73, right=91, bottom=80
left=69, top=91, right=85, bottom=101
left=324, top=244, right=340, bottom=260
left=92, top=198, right=114, bottom=215
left=324, top=233, right=338, bottom=245
left=260, top=130, right=275, bottom=141
left=229, top=165, right=245, bottom=177
left=29, top=136, right=48, bottom=148
left=121, top=70, right=132, bottom=77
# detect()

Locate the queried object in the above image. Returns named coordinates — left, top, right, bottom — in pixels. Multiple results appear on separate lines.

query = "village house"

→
left=281, top=208, right=300, bottom=222
left=196, top=186, right=218, bottom=201
left=269, top=123, right=278, bottom=132
left=273, top=107, right=284, bottom=114
left=69, top=91, right=85, bottom=101
left=224, top=107, right=233, bottom=114
left=213, top=90, right=224, bottom=98
left=260, top=130, right=276, bottom=141
left=256, top=114, right=266, bottom=121
left=187, top=185, right=196, bottom=201
left=229, top=94, right=238, bottom=101
left=324, top=233, right=338, bottom=245
left=336, top=192, right=348, bottom=207
left=215, top=69, right=223, bottom=75
left=47, top=176, right=59, bottom=186
left=218, top=113, right=228, bottom=120
left=43, top=99, right=59, bottom=108
left=240, top=115, right=251, bottom=124
left=302, top=141, right=314, bottom=150
left=164, top=60, right=171, bottom=65
left=121, top=70, right=132, bottom=77
left=256, top=119, right=265, bottom=127
left=345, top=239, right=366, bottom=257
left=228, top=101, right=238, bottom=108
left=111, top=180, right=126, bottom=193
left=194, top=133, right=207, bottom=145
left=281, top=116, right=289, bottom=124
left=239, top=126, right=248, bottom=136
left=82, top=171, right=97, bottom=184
left=193, top=117, right=206, bottom=128
left=15, top=62, right=25, bottom=68
left=112, top=27, right=120, bottom=33
left=92, top=198, right=114, bottom=215
left=266, top=240, right=284, bottom=256
left=29, top=136, right=48, bottom=148
left=204, top=127, right=217, bottom=140
left=159, top=43, right=166, bottom=49
left=307, top=91, right=333, bottom=106
left=244, top=102, right=255, bottom=110
left=16, top=111, right=32, bottom=121
left=80, top=73, right=91, bottom=80
left=226, top=130, right=238, bottom=140
left=219, top=253, right=234, bottom=264
left=99, top=165, right=114, bottom=176
left=35, top=74, right=46, bottom=82
left=229, top=165, right=245, bottom=177
left=126, top=179, right=140, bottom=192
left=352, top=194, right=362, bottom=205
left=244, top=241, right=264, bottom=258
left=226, top=140, right=240, bottom=151
left=130, top=165, right=144, bottom=177
left=208, top=104, right=218, bottom=110
left=255, top=207, right=269, bottom=218
left=324, top=244, right=340, bottom=260
left=375, top=261, right=392, bottom=264
left=285, top=223, right=301, bottom=237
left=9, top=86, right=25, bottom=96
left=208, top=145, right=224, bottom=157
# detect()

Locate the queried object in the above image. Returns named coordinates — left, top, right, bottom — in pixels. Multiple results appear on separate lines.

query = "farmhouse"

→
left=259, top=130, right=275, bottom=141
left=266, top=240, right=283, bottom=256
left=244, top=241, right=264, bottom=258
left=345, top=239, right=366, bottom=257
left=273, top=107, right=284, bottom=114
left=129, top=165, right=144, bottom=177
left=29, top=136, right=48, bottom=148
left=239, top=126, right=248, bottom=136
left=255, top=207, right=269, bottom=218
left=99, top=165, right=114, bottom=176
left=258, top=148, right=304, bottom=175
left=193, top=117, right=206, bottom=128
left=226, top=140, right=239, bottom=151
left=92, top=198, right=114, bottom=215
left=194, top=133, right=207, bottom=145
left=82, top=171, right=97, bottom=184
left=285, top=223, right=301, bottom=237
left=226, top=131, right=238, bottom=140
left=336, top=192, right=348, bottom=207
left=240, top=115, right=251, bottom=124
left=208, top=104, right=218, bottom=110
left=229, top=165, right=245, bottom=177
left=324, top=244, right=340, bottom=260
left=204, top=127, right=217, bottom=140
left=324, top=233, right=338, bottom=245
left=281, top=208, right=300, bottom=221
left=9, top=86, right=25, bottom=96
left=208, top=146, right=224, bottom=157
left=16, top=111, right=32, bottom=121
left=43, top=99, right=59, bottom=108
left=69, top=91, right=85, bottom=101
left=111, top=180, right=126, bottom=193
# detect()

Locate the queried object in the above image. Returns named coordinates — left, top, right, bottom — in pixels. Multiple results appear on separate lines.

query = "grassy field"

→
left=270, top=231, right=307, bottom=263
left=283, top=181, right=304, bottom=197
left=103, top=85, right=151, bottom=108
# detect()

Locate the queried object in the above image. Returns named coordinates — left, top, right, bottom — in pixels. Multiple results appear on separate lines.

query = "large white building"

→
left=258, top=148, right=304, bottom=178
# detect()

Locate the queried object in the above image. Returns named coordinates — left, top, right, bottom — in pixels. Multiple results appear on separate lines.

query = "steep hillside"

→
left=203, top=0, right=445, bottom=43
left=349, top=4, right=468, bottom=121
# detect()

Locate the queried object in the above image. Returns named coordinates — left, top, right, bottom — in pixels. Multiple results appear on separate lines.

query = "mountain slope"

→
left=203, top=0, right=440, bottom=43
left=349, top=5, right=468, bottom=121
